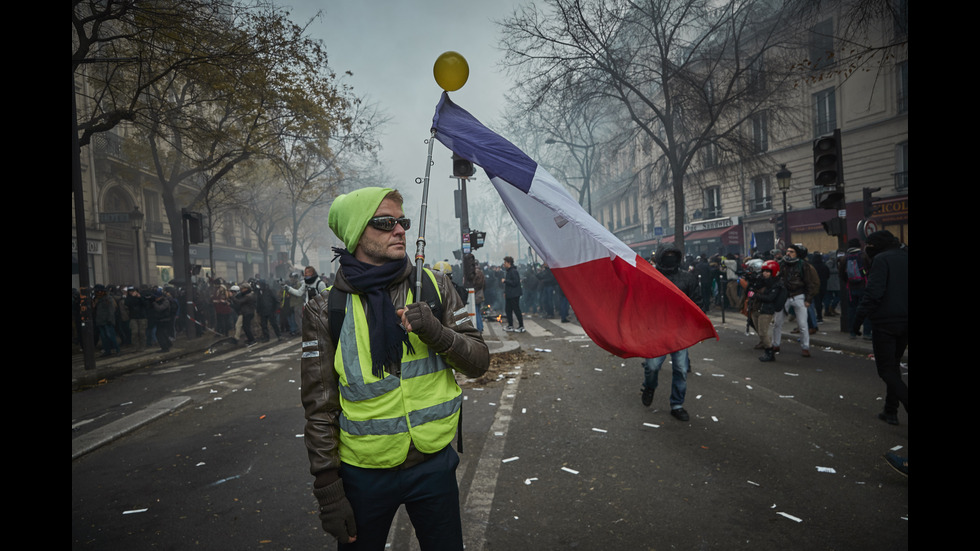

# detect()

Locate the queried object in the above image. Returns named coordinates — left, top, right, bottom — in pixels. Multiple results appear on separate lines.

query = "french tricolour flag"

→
left=432, top=93, right=717, bottom=359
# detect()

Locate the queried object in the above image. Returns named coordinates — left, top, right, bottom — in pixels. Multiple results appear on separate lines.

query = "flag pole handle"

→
left=414, top=129, right=437, bottom=301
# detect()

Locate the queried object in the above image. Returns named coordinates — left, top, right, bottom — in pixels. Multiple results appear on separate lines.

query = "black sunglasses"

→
left=367, top=216, right=411, bottom=232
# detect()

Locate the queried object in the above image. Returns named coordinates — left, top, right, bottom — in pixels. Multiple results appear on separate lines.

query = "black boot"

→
left=759, top=348, right=775, bottom=362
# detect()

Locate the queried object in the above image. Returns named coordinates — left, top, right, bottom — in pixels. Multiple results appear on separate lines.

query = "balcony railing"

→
left=894, top=171, right=908, bottom=191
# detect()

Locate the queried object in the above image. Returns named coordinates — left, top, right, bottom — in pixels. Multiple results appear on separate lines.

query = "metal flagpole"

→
left=414, top=129, right=437, bottom=300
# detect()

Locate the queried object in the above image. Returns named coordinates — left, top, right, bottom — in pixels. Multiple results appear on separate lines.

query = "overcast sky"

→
left=281, top=0, right=528, bottom=262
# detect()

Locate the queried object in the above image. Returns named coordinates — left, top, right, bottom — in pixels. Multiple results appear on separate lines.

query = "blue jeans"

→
left=642, top=348, right=689, bottom=409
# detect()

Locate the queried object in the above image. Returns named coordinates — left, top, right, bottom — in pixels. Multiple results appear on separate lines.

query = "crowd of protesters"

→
left=72, top=265, right=337, bottom=356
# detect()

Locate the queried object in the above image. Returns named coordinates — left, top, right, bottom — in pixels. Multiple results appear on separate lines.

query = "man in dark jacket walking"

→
left=501, top=256, right=525, bottom=333
left=640, top=245, right=701, bottom=421
left=854, top=231, right=908, bottom=425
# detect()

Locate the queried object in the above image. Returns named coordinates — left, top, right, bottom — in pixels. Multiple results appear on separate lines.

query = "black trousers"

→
left=338, top=446, right=463, bottom=551
left=505, top=297, right=523, bottom=328
left=872, top=321, right=908, bottom=415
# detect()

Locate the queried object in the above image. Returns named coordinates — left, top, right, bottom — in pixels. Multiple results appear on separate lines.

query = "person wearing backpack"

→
left=773, top=243, right=820, bottom=357
left=840, top=238, right=873, bottom=339
left=301, top=187, right=488, bottom=548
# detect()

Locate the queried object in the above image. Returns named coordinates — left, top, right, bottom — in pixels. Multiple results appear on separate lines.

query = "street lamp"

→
left=776, top=164, right=792, bottom=247
left=130, top=206, right=145, bottom=286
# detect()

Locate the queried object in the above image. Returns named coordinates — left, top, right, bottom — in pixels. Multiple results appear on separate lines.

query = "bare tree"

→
left=500, top=0, right=801, bottom=252
left=85, top=3, right=365, bottom=280
left=273, top=99, right=386, bottom=265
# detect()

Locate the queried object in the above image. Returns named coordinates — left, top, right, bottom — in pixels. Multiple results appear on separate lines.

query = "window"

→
left=751, top=112, right=768, bottom=153
left=895, top=141, right=908, bottom=190
left=702, top=141, right=717, bottom=168
left=893, top=0, right=908, bottom=37
left=813, top=88, right=836, bottom=137
left=750, top=175, right=772, bottom=212
left=747, top=54, right=765, bottom=95
left=704, top=186, right=721, bottom=218
left=897, top=60, right=908, bottom=113
left=809, top=19, right=835, bottom=70
left=659, top=200, right=670, bottom=230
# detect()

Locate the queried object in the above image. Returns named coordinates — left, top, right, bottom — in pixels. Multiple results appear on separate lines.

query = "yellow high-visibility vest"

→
left=334, top=273, right=460, bottom=468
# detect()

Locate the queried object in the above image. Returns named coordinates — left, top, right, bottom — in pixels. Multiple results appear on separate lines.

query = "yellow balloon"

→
left=433, top=51, right=469, bottom=92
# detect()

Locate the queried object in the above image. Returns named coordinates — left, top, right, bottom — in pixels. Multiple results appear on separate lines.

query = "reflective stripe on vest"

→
left=334, top=274, right=460, bottom=469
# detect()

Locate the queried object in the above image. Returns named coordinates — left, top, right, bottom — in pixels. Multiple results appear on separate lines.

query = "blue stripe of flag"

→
left=431, top=93, right=537, bottom=193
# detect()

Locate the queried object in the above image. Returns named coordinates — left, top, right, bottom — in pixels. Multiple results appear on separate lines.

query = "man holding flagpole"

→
left=301, top=187, right=488, bottom=549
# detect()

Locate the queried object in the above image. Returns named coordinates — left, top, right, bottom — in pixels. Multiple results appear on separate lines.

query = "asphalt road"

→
left=72, top=317, right=908, bottom=550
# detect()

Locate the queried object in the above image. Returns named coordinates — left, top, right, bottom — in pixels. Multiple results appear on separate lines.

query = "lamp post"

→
left=130, top=206, right=145, bottom=286
left=545, top=138, right=595, bottom=215
left=776, top=164, right=792, bottom=248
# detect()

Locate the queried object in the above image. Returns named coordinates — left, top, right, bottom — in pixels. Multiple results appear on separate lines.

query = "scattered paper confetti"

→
left=502, top=457, right=519, bottom=463
left=711, top=416, right=719, bottom=422
left=643, top=423, right=660, bottom=428
left=561, top=467, right=579, bottom=475
left=777, top=512, right=803, bottom=523
left=746, top=385, right=753, bottom=390
left=524, top=478, right=538, bottom=485
left=196, top=462, right=205, bottom=467
left=747, top=480, right=760, bottom=486
left=592, top=428, right=607, bottom=433
left=890, top=445, right=904, bottom=452
left=123, top=509, right=148, bottom=515
left=816, top=466, right=836, bottom=474
left=521, top=408, right=527, bottom=414
left=259, top=415, right=266, bottom=420
left=594, top=368, right=603, bottom=372
left=779, top=395, right=795, bottom=399
left=784, top=372, right=799, bottom=377
left=534, top=348, right=552, bottom=352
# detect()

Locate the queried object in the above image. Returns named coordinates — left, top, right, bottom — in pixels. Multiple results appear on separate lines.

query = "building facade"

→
left=600, top=2, right=909, bottom=260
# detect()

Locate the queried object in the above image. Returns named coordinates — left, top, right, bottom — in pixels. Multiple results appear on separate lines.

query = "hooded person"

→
left=300, top=186, right=489, bottom=548
left=639, top=244, right=701, bottom=421
left=854, top=230, right=908, bottom=425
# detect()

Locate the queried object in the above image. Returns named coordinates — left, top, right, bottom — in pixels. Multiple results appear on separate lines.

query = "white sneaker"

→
left=504, top=326, right=515, bottom=332
left=516, top=327, right=526, bottom=333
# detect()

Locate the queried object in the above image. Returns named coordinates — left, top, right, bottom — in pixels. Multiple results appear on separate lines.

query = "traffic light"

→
left=821, top=216, right=845, bottom=236
left=812, top=129, right=843, bottom=209
left=813, top=186, right=845, bottom=209
left=184, top=211, right=204, bottom=244
left=773, top=214, right=785, bottom=237
left=863, top=187, right=882, bottom=218
left=452, top=154, right=476, bottom=178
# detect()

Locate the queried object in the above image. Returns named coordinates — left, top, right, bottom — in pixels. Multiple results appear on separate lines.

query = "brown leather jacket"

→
left=300, top=257, right=489, bottom=482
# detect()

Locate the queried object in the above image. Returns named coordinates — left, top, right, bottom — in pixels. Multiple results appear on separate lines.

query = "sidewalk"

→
left=705, top=309, right=893, bottom=360
left=72, top=318, right=520, bottom=392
